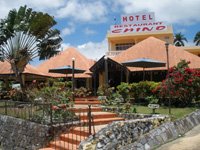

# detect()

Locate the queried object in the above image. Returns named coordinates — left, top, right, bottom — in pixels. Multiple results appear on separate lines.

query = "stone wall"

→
left=122, top=109, right=200, bottom=150
left=79, top=116, right=168, bottom=150
left=0, top=115, right=51, bottom=150
left=119, top=113, right=168, bottom=120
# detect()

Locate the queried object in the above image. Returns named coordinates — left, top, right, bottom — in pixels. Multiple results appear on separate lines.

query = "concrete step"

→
left=78, top=112, right=117, bottom=120
left=75, top=97, right=98, bottom=101
left=60, top=133, right=87, bottom=145
left=39, top=148, right=55, bottom=150
left=74, top=101, right=101, bottom=105
left=49, top=140, right=78, bottom=150
left=81, top=117, right=124, bottom=125
left=70, top=106, right=102, bottom=113
left=70, top=125, right=107, bottom=137
left=41, top=99, right=124, bottom=150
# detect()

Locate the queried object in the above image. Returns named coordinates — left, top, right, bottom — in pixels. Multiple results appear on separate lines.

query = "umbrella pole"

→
left=66, top=73, right=68, bottom=81
left=72, top=58, right=75, bottom=102
left=143, top=68, right=145, bottom=81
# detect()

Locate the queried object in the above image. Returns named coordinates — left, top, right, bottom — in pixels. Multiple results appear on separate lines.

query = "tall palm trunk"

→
left=12, top=63, right=27, bottom=101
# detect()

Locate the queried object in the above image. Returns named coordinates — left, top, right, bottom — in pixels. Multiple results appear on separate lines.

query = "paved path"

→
left=156, top=124, right=200, bottom=150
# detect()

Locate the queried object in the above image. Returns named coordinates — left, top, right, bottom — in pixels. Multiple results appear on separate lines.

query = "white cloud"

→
left=77, top=39, right=108, bottom=60
left=114, top=0, right=200, bottom=25
left=56, top=0, right=108, bottom=22
left=0, top=0, right=64, bottom=19
left=27, top=0, right=64, bottom=10
left=84, top=28, right=96, bottom=35
left=175, top=28, right=187, bottom=34
left=61, top=25, right=75, bottom=37
left=185, top=41, right=195, bottom=46
left=1, top=0, right=199, bottom=26
left=61, top=43, right=71, bottom=50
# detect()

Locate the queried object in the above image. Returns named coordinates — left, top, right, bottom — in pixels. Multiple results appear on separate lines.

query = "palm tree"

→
left=194, top=31, right=200, bottom=46
left=174, top=32, right=188, bottom=46
left=0, top=5, right=62, bottom=93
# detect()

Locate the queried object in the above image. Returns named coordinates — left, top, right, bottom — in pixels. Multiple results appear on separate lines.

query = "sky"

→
left=0, top=0, right=200, bottom=66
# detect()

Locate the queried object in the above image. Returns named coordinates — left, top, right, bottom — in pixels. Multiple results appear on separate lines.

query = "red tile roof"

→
left=0, top=61, right=47, bottom=76
left=112, top=37, right=200, bottom=71
left=37, top=47, right=95, bottom=78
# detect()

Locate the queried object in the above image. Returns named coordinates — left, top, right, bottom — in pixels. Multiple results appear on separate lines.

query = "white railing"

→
left=106, top=51, right=122, bottom=57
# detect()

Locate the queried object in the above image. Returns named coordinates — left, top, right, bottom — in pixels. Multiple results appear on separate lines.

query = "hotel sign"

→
left=110, top=12, right=167, bottom=34
left=121, top=12, right=155, bottom=24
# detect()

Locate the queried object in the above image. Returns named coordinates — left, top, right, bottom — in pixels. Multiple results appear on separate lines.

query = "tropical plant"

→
left=0, top=5, right=62, bottom=93
left=156, top=60, right=200, bottom=106
left=133, top=81, right=159, bottom=99
left=27, top=81, right=74, bottom=123
left=97, top=84, right=114, bottom=97
left=116, top=82, right=130, bottom=101
left=74, top=87, right=92, bottom=98
left=174, top=32, right=188, bottom=46
left=194, top=31, right=200, bottom=46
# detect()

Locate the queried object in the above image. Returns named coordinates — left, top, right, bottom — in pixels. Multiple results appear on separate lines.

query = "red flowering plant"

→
left=27, top=80, right=75, bottom=123
left=157, top=60, right=200, bottom=107
left=41, top=85, right=74, bottom=122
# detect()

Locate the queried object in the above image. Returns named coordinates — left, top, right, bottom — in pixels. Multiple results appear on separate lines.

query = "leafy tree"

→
left=174, top=32, right=188, bottom=46
left=157, top=60, right=200, bottom=107
left=194, top=31, right=200, bottom=46
left=0, top=5, right=62, bottom=93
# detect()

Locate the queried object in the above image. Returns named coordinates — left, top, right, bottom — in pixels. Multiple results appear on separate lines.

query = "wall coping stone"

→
left=122, top=109, right=200, bottom=150
left=79, top=115, right=168, bottom=150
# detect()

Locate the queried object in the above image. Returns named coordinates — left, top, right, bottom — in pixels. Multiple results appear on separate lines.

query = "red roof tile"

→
left=37, top=47, right=95, bottom=78
left=0, top=61, right=47, bottom=76
left=112, top=37, right=200, bottom=71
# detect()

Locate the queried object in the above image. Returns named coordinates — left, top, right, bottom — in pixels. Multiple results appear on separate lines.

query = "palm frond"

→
left=194, top=31, right=200, bottom=46
left=0, top=5, right=62, bottom=71
left=174, top=32, right=187, bottom=46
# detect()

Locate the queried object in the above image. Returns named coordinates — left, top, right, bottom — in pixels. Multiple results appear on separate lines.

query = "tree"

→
left=157, top=60, right=200, bottom=107
left=0, top=5, right=62, bottom=93
left=194, top=31, right=200, bottom=46
left=173, top=32, right=188, bottom=46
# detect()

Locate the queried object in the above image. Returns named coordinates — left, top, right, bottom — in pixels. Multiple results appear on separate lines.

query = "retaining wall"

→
left=79, top=109, right=200, bottom=150
left=79, top=116, right=168, bottom=150
left=0, top=115, right=51, bottom=150
left=122, top=109, right=200, bottom=150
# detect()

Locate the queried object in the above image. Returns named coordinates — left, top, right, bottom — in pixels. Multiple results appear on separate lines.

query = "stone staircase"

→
left=40, top=97, right=124, bottom=150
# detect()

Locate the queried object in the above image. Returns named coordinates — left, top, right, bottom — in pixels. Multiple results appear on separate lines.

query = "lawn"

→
left=132, top=105, right=198, bottom=119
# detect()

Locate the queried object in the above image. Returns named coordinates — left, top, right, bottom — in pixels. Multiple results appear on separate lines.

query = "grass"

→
left=132, top=105, right=198, bottom=119
left=0, top=100, right=198, bottom=121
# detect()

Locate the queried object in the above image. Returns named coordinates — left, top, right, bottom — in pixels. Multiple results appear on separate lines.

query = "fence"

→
left=0, top=100, right=52, bottom=124
left=0, top=100, right=95, bottom=149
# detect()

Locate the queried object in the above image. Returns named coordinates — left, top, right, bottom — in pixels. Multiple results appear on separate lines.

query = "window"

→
left=115, top=43, right=134, bottom=51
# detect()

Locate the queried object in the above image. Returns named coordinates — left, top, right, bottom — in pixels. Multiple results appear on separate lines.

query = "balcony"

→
left=106, top=51, right=122, bottom=57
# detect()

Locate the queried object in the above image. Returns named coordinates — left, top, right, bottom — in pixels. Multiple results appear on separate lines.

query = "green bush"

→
left=100, top=81, right=161, bottom=106
left=127, top=81, right=160, bottom=104
left=116, top=82, right=130, bottom=102
left=97, top=84, right=115, bottom=97
left=27, top=80, right=73, bottom=122
left=9, top=88, right=24, bottom=101
left=74, top=87, right=92, bottom=97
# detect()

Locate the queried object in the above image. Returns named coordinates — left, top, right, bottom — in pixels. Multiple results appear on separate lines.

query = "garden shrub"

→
left=27, top=80, right=74, bottom=123
left=129, top=81, right=160, bottom=104
left=156, top=60, right=200, bottom=107
left=9, top=88, right=24, bottom=101
left=106, top=92, right=124, bottom=106
left=97, top=84, right=115, bottom=97
left=116, top=82, right=130, bottom=102
left=74, top=87, right=92, bottom=97
left=98, top=81, right=161, bottom=107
